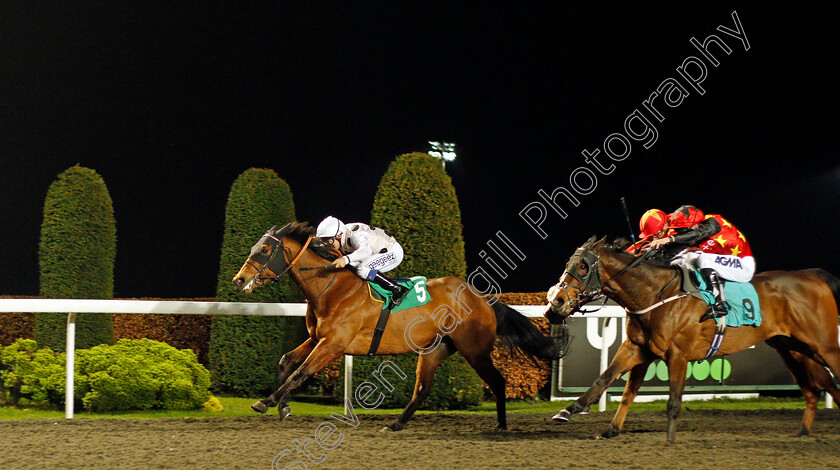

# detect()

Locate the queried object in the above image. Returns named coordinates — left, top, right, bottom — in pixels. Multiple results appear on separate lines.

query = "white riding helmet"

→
left=315, top=216, right=346, bottom=238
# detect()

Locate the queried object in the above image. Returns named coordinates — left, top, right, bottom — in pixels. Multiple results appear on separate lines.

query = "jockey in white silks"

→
left=315, top=216, right=409, bottom=306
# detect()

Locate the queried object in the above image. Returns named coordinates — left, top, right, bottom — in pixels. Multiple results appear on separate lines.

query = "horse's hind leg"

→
left=252, top=338, right=316, bottom=413
left=385, top=340, right=454, bottom=431
left=602, top=359, right=652, bottom=439
left=462, top=352, right=508, bottom=430
left=776, top=349, right=824, bottom=436
left=804, top=354, right=840, bottom=403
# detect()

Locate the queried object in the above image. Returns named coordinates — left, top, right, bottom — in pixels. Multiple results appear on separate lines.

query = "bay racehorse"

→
left=232, top=222, right=570, bottom=430
left=545, top=236, right=840, bottom=442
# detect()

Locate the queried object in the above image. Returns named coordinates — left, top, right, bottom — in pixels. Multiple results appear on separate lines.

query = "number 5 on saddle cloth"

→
left=366, top=276, right=433, bottom=355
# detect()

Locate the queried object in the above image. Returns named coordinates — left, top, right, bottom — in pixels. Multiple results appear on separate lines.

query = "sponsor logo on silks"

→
left=366, top=252, right=397, bottom=270
left=715, top=256, right=742, bottom=269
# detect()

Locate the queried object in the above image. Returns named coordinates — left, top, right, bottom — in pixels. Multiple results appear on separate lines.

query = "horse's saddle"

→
left=367, top=276, right=432, bottom=313
left=677, top=265, right=761, bottom=327
left=365, top=276, right=432, bottom=356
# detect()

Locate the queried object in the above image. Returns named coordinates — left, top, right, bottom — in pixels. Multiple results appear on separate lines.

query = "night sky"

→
left=1, top=4, right=838, bottom=299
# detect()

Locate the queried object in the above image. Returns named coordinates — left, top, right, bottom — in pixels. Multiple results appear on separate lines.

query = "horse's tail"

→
left=492, top=302, right=571, bottom=364
left=811, top=268, right=840, bottom=316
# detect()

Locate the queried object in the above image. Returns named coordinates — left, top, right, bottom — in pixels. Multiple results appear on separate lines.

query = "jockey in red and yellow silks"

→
left=649, top=205, right=756, bottom=321
left=626, top=208, right=673, bottom=254
left=691, top=214, right=752, bottom=259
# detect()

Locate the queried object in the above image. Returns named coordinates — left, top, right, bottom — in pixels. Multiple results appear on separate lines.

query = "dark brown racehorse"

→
left=545, top=236, right=840, bottom=443
left=232, top=222, right=570, bottom=430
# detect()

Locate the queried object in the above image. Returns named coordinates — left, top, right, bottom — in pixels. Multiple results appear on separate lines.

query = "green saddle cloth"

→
left=368, top=276, right=432, bottom=313
left=692, top=269, right=761, bottom=327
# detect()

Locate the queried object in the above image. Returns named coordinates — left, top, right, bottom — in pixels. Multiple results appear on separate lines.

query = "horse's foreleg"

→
left=602, top=359, right=652, bottom=438
left=253, top=338, right=317, bottom=413
left=665, top=352, right=688, bottom=444
left=385, top=341, right=454, bottom=432
left=253, top=338, right=346, bottom=418
left=553, top=340, right=647, bottom=423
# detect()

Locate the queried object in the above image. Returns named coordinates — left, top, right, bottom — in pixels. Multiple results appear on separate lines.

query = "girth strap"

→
left=704, top=316, right=727, bottom=359
left=367, top=305, right=392, bottom=355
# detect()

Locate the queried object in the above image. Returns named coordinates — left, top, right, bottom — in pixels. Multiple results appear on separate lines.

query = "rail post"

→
left=65, top=312, right=76, bottom=419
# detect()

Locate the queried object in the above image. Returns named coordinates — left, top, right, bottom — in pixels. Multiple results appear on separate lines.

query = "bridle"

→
left=245, top=229, right=311, bottom=285
left=551, top=246, right=605, bottom=313
left=550, top=243, right=657, bottom=315
left=245, top=226, right=338, bottom=301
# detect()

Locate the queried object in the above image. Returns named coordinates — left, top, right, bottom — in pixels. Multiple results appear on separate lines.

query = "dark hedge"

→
left=209, top=168, right=306, bottom=395
left=363, top=152, right=481, bottom=409
left=35, top=165, right=116, bottom=351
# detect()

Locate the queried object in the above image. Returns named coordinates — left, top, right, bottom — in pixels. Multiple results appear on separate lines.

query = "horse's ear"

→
left=268, top=225, right=279, bottom=234
left=593, top=235, right=608, bottom=249
left=582, top=235, right=597, bottom=248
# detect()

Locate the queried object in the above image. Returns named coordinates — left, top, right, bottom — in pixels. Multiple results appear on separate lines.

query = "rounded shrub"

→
left=202, top=395, right=224, bottom=412
left=210, top=168, right=306, bottom=396
left=75, top=339, right=211, bottom=411
left=0, top=339, right=64, bottom=407
left=371, top=152, right=466, bottom=279
left=36, top=165, right=116, bottom=351
left=0, top=338, right=211, bottom=411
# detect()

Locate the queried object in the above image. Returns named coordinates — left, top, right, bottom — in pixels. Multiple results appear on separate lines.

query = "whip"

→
left=620, top=197, right=639, bottom=251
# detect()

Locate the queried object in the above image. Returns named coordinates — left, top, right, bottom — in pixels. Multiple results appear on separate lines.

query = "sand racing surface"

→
left=2, top=409, right=839, bottom=469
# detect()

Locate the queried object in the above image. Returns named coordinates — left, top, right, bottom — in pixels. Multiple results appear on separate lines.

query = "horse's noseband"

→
left=246, top=228, right=318, bottom=287
left=553, top=247, right=604, bottom=313
left=247, top=232, right=288, bottom=285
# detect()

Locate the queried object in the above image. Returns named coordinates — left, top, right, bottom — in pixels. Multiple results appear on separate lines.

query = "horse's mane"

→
left=606, top=237, right=674, bottom=268
left=280, top=221, right=341, bottom=261
left=283, top=221, right=316, bottom=244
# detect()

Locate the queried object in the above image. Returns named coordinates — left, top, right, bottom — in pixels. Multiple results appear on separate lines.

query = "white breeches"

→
left=671, top=251, right=755, bottom=283
left=352, top=243, right=404, bottom=280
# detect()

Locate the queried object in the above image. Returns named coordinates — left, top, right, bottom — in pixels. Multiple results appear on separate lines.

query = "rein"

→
left=284, top=236, right=312, bottom=273
left=250, top=235, right=313, bottom=285
left=624, top=292, right=690, bottom=314
left=250, top=234, right=340, bottom=302
left=555, top=247, right=680, bottom=316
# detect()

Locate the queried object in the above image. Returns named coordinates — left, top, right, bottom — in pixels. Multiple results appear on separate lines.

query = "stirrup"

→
left=373, top=273, right=408, bottom=307
left=389, top=285, right=409, bottom=307
left=699, top=303, right=728, bottom=323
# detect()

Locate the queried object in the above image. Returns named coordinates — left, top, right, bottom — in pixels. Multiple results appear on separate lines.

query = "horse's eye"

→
left=260, top=246, right=270, bottom=255
left=579, top=262, right=587, bottom=271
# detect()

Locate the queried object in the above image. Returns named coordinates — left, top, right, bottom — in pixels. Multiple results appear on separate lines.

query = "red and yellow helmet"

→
left=668, top=205, right=705, bottom=229
left=639, top=209, right=667, bottom=238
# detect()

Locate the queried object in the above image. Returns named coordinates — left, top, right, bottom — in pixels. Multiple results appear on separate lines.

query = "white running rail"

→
left=0, top=299, right=593, bottom=418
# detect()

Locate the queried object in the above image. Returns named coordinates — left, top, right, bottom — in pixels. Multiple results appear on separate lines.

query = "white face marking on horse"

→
left=547, top=282, right=563, bottom=307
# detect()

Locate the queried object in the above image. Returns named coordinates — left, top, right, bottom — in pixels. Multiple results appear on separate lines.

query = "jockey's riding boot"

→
left=699, top=268, right=729, bottom=323
left=373, top=272, right=409, bottom=307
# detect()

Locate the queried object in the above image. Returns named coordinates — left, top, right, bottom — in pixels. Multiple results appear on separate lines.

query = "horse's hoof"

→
left=598, top=428, right=619, bottom=439
left=382, top=423, right=404, bottom=432
left=251, top=401, right=268, bottom=414
left=551, top=410, right=571, bottom=423
left=278, top=405, right=292, bottom=421
left=380, top=426, right=394, bottom=432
